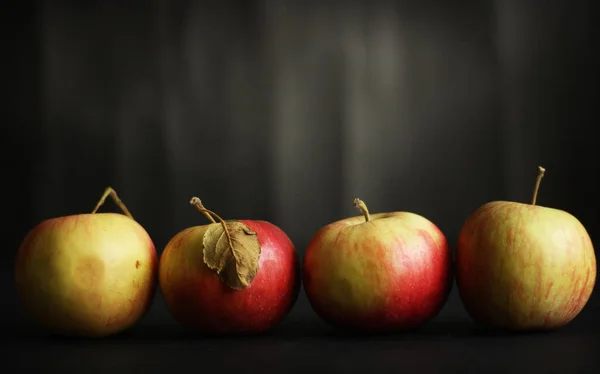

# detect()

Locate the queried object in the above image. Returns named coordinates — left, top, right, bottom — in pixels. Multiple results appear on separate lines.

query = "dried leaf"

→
left=202, top=220, right=261, bottom=290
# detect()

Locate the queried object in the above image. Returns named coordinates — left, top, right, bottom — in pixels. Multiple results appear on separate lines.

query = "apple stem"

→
left=353, top=198, right=371, bottom=222
left=189, top=197, right=233, bottom=247
left=189, top=197, right=216, bottom=223
left=531, top=166, right=546, bottom=206
left=91, top=186, right=134, bottom=219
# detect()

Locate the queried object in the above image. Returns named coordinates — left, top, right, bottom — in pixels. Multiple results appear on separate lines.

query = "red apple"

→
left=303, top=198, right=452, bottom=332
left=15, top=187, right=158, bottom=338
left=159, top=197, right=300, bottom=334
left=456, top=166, right=597, bottom=331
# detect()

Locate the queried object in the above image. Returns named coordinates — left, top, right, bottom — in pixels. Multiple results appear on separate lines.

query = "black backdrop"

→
left=3, top=0, right=599, bottom=332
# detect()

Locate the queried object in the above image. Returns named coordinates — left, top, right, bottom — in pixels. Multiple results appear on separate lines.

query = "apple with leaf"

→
left=159, top=197, right=300, bottom=334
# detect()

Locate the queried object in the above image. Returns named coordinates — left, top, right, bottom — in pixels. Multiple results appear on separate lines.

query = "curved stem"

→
left=531, top=166, right=546, bottom=206
left=190, top=197, right=233, bottom=247
left=353, top=198, right=371, bottom=222
left=91, top=186, right=133, bottom=219
left=189, top=197, right=216, bottom=223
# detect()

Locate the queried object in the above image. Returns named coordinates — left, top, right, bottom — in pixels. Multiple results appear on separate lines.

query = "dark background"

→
left=3, top=0, right=599, bottom=371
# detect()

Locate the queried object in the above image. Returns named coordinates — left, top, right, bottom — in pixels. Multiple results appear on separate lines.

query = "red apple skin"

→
left=456, top=201, right=597, bottom=331
left=15, top=213, right=158, bottom=338
left=159, top=220, right=300, bottom=335
left=303, top=212, right=452, bottom=332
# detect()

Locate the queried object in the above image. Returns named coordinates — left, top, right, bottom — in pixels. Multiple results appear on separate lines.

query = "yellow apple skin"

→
left=15, top=213, right=158, bottom=338
left=456, top=201, right=597, bottom=331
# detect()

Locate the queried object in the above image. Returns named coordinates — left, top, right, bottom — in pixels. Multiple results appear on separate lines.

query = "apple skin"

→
left=456, top=201, right=597, bottom=331
left=303, top=212, right=452, bottom=332
left=159, top=220, right=301, bottom=335
left=15, top=213, right=158, bottom=338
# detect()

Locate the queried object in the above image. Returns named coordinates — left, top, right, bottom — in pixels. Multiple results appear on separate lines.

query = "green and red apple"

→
left=303, top=198, right=452, bottom=332
left=159, top=198, right=300, bottom=334
left=456, top=166, right=596, bottom=330
left=15, top=187, right=158, bottom=337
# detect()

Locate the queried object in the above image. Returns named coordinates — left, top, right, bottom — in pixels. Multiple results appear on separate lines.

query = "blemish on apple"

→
left=76, top=256, right=105, bottom=288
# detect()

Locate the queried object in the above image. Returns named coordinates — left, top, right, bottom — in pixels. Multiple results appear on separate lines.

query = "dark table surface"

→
left=4, top=270, right=600, bottom=373
left=5, top=320, right=600, bottom=373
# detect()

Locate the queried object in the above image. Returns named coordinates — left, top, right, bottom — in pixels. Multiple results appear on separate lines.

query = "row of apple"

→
left=14, top=166, right=596, bottom=337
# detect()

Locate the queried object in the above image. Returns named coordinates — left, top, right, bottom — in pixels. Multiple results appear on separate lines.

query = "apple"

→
left=456, top=166, right=597, bottom=331
left=15, top=187, right=158, bottom=338
left=159, top=197, right=300, bottom=334
left=303, top=198, right=452, bottom=332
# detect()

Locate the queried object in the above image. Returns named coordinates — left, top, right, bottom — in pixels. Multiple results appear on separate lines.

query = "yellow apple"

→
left=457, top=166, right=596, bottom=330
left=15, top=187, right=158, bottom=337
